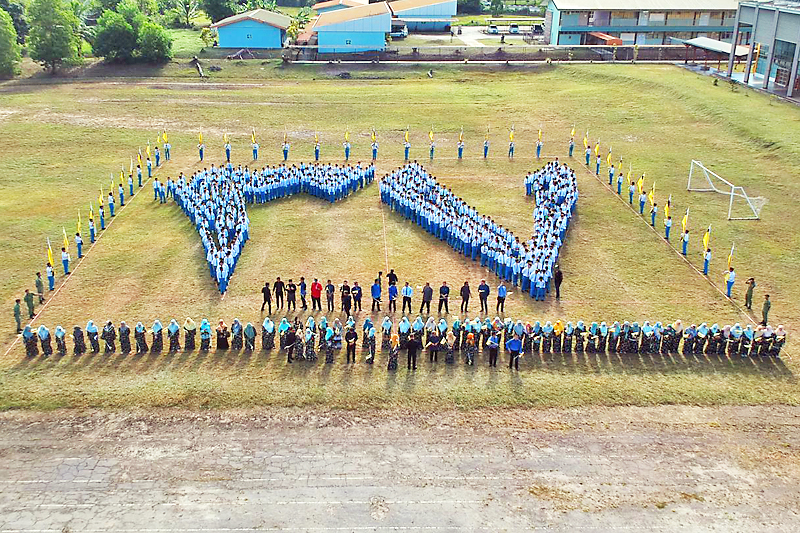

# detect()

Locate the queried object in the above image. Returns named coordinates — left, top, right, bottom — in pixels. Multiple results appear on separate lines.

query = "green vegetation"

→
left=0, top=63, right=798, bottom=410
left=0, top=8, right=20, bottom=77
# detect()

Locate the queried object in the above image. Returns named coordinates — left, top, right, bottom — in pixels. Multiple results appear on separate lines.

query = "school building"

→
left=725, top=0, right=800, bottom=99
left=544, top=0, right=739, bottom=45
left=311, top=0, right=368, bottom=16
left=210, top=9, right=292, bottom=49
left=312, top=2, right=393, bottom=53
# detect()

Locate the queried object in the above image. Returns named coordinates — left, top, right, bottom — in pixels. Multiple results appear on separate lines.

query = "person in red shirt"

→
left=310, top=278, right=323, bottom=311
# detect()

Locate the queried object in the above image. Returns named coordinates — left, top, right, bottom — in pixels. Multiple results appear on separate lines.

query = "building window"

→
left=246, top=34, right=252, bottom=39
left=346, top=39, right=352, bottom=45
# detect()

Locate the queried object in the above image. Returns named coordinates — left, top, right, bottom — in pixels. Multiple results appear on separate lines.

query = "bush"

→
left=137, top=21, right=173, bottom=62
left=0, top=7, right=21, bottom=76
left=94, top=10, right=137, bottom=61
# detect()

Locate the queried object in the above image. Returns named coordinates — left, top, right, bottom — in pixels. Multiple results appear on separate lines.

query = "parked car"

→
left=487, top=25, right=499, bottom=34
left=509, top=23, right=520, bottom=34
left=390, top=22, right=408, bottom=39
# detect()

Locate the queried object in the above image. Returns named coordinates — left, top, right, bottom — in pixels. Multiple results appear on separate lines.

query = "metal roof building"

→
left=388, top=0, right=457, bottom=32
left=312, top=2, right=392, bottom=53
left=211, top=9, right=292, bottom=49
left=544, top=0, right=739, bottom=45
left=311, top=0, right=368, bottom=15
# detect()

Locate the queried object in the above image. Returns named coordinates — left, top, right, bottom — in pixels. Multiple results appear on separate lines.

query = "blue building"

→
left=544, top=0, right=738, bottom=45
left=312, top=2, right=392, bottom=53
left=312, top=0, right=368, bottom=15
left=388, top=0, right=457, bottom=32
left=211, top=9, right=292, bottom=49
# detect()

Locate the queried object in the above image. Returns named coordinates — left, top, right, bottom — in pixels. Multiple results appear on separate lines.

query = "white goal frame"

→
left=686, top=160, right=764, bottom=220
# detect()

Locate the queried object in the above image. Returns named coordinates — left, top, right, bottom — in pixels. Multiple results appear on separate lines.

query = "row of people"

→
left=22, top=317, right=787, bottom=362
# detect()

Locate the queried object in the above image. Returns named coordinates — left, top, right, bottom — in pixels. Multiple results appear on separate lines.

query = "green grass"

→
left=0, top=63, right=799, bottom=410
left=167, top=28, right=208, bottom=58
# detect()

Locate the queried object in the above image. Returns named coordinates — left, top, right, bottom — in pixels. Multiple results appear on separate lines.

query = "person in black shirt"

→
left=438, top=281, right=450, bottom=314
left=299, top=277, right=308, bottom=310
left=420, top=282, right=433, bottom=314
left=406, top=333, right=421, bottom=370
left=260, top=282, right=272, bottom=313
left=325, top=280, right=335, bottom=312
left=425, top=331, right=440, bottom=362
left=478, top=279, right=490, bottom=314
left=273, top=277, right=285, bottom=309
left=460, top=281, right=471, bottom=313
left=352, top=281, right=362, bottom=311
left=286, top=279, right=297, bottom=311
left=285, top=327, right=296, bottom=363
left=340, top=280, right=351, bottom=312
left=554, top=265, right=563, bottom=299
left=345, top=326, right=358, bottom=363
left=387, top=269, right=398, bottom=286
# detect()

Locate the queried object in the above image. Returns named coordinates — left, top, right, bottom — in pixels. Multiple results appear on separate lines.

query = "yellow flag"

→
left=156, top=131, right=161, bottom=144
left=89, top=202, right=94, bottom=219
left=429, top=129, right=434, bottom=142
left=537, top=128, right=542, bottom=141
left=46, top=238, right=54, bottom=266
left=251, top=128, right=256, bottom=144
left=648, top=182, right=655, bottom=206
left=570, top=125, right=575, bottom=138
left=727, top=243, right=735, bottom=268
left=606, top=150, right=612, bottom=167
left=345, top=130, right=350, bottom=143
left=314, top=132, right=319, bottom=144
left=681, top=208, right=689, bottom=233
left=163, top=130, right=168, bottom=143
left=458, top=128, right=463, bottom=143
left=509, top=128, right=514, bottom=142
left=223, top=132, right=228, bottom=144
left=198, top=132, right=203, bottom=145
left=146, top=142, right=151, bottom=158
left=129, top=156, right=133, bottom=174
left=485, top=126, right=489, bottom=141
left=583, top=131, right=588, bottom=148
left=283, top=131, right=288, bottom=144
left=62, top=227, right=69, bottom=251
left=77, top=209, right=81, bottom=234
left=404, top=129, right=409, bottom=143
left=119, top=170, right=124, bottom=186
left=703, top=226, right=711, bottom=251
left=371, top=128, right=376, bottom=142
left=665, top=195, right=671, bottom=219
left=594, top=142, right=600, bottom=157
left=636, top=175, right=644, bottom=195
left=626, top=164, right=632, bottom=183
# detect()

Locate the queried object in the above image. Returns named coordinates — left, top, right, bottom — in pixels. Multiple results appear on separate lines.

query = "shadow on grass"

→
left=10, top=346, right=796, bottom=382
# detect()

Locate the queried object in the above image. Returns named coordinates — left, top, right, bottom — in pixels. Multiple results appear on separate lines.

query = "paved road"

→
left=1, top=406, right=799, bottom=532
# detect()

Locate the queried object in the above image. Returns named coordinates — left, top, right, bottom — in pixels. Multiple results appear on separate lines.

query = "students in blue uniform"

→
left=164, top=140, right=171, bottom=161
left=154, top=146, right=161, bottom=167
left=75, top=233, right=83, bottom=258
left=664, top=216, right=672, bottom=240
left=703, top=248, right=711, bottom=275
left=147, top=157, right=152, bottom=178
left=61, top=248, right=70, bottom=275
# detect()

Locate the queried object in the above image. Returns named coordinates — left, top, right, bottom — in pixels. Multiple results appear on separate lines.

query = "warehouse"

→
left=211, top=9, right=292, bottom=49
left=388, top=0, right=457, bottom=32
left=312, top=2, right=393, bottom=53
left=544, top=0, right=738, bottom=45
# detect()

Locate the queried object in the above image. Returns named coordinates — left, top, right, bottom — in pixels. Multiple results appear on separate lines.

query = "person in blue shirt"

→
left=164, top=141, right=171, bottom=161
left=682, top=229, right=690, bottom=256
left=314, top=141, right=320, bottom=161
left=401, top=282, right=413, bottom=314
left=225, top=141, right=231, bottom=162
left=283, top=141, right=290, bottom=161
left=371, top=278, right=381, bottom=312
left=608, top=164, right=615, bottom=186
left=639, top=190, right=647, bottom=215
left=665, top=216, right=672, bottom=241
left=352, top=281, right=362, bottom=311
left=388, top=283, right=398, bottom=313
left=506, top=334, right=522, bottom=370
left=438, top=281, right=450, bottom=314
left=343, top=141, right=351, bottom=161
left=136, top=165, right=143, bottom=187
left=154, top=146, right=161, bottom=167
left=497, top=282, right=507, bottom=313
left=75, top=233, right=83, bottom=259
left=61, top=247, right=70, bottom=275
left=252, top=142, right=259, bottom=161
left=372, top=141, right=378, bottom=160
left=299, top=276, right=307, bottom=310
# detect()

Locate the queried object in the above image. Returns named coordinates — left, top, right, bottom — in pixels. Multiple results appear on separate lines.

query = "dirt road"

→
left=1, top=406, right=798, bottom=532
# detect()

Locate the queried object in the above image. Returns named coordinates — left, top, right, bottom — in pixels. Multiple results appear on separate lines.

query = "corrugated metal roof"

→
left=211, top=9, right=292, bottom=30
left=312, top=2, right=391, bottom=29
left=388, top=0, right=453, bottom=14
left=312, top=0, right=368, bottom=11
left=684, top=36, right=750, bottom=56
left=550, top=0, right=737, bottom=10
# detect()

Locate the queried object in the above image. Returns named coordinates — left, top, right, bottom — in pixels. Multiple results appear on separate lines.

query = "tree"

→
left=0, top=8, right=21, bottom=77
left=199, top=26, right=214, bottom=47
left=137, top=21, right=172, bottom=62
left=200, top=0, right=234, bottom=22
left=173, top=0, right=199, bottom=27
left=456, top=0, right=481, bottom=15
left=28, top=0, right=81, bottom=73
left=490, top=0, right=503, bottom=17
left=0, top=0, right=27, bottom=43
left=93, top=10, right=137, bottom=61
left=116, top=0, right=147, bottom=33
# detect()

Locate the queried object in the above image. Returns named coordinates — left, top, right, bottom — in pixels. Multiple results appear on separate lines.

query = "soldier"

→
left=35, top=272, right=44, bottom=304
left=13, top=298, right=21, bottom=334
left=744, top=277, right=756, bottom=310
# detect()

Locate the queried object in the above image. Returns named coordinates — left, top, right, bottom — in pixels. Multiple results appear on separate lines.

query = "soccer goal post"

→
left=686, top=160, right=766, bottom=220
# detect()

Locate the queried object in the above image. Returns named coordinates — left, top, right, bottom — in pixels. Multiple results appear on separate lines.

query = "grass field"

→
left=0, top=62, right=799, bottom=410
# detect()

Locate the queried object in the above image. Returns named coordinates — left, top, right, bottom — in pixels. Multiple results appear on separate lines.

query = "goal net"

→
left=686, top=160, right=766, bottom=220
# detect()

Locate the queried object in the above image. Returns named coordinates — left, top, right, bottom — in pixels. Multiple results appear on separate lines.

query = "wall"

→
left=217, top=20, right=285, bottom=49
left=317, top=30, right=388, bottom=52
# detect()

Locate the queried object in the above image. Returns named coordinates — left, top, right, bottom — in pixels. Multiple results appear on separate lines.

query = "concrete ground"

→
left=1, top=406, right=799, bottom=532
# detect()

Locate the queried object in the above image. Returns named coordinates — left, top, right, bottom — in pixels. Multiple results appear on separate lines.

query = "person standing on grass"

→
left=420, top=282, right=433, bottom=314
left=61, top=248, right=70, bottom=275
left=628, top=180, right=635, bottom=205
left=164, top=139, right=171, bottom=161
left=407, top=332, right=421, bottom=370
left=650, top=202, right=657, bottom=227
left=460, top=281, right=470, bottom=313
left=35, top=273, right=44, bottom=304
left=311, top=278, right=323, bottom=312
left=478, top=279, right=490, bottom=314
left=554, top=265, right=563, bottom=299
left=137, top=165, right=143, bottom=187
left=352, top=281, right=362, bottom=312
left=725, top=267, right=736, bottom=298
left=13, top=298, right=21, bottom=334
left=46, top=263, right=54, bottom=291
left=762, top=294, right=771, bottom=326
left=345, top=326, right=357, bottom=363
left=128, top=174, right=134, bottom=197
left=225, top=140, right=231, bottom=162
left=568, top=137, right=574, bottom=158
left=682, top=229, right=690, bottom=256
left=260, top=281, right=272, bottom=314
left=283, top=140, right=290, bottom=162
left=401, top=282, right=413, bottom=314
left=497, top=281, right=507, bottom=312
left=325, top=279, right=335, bottom=312
left=299, top=277, right=308, bottom=310
left=506, top=334, right=522, bottom=370
left=198, top=141, right=204, bottom=161
left=703, top=248, right=712, bottom=276
left=638, top=189, right=647, bottom=215
left=388, top=282, right=398, bottom=313
left=438, top=281, right=450, bottom=314
left=286, top=279, right=297, bottom=312
left=108, top=192, right=115, bottom=218
left=75, top=233, right=83, bottom=259
left=484, top=137, right=490, bottom=159
left=745, top=278, right=756, bottom=310
left=371, top=278, right=382, bottom=312
left=273, top=277, right=285, bottom=310
left=252, top=141, right=259, bottom=161
left=664, top=215, right=672, bottom=241
left=23, top=289, right=34, bottom=319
